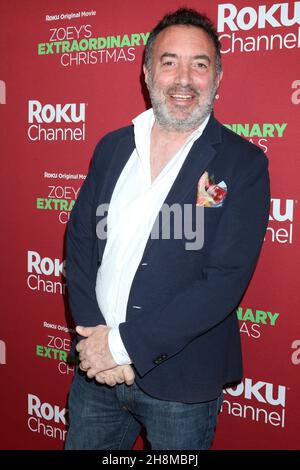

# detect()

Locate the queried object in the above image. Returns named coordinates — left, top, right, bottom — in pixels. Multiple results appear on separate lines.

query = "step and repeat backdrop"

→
left=0, top=0, right=299, bottom=450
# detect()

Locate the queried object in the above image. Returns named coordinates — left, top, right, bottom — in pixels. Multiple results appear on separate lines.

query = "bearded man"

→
left=65, top=8, right=270, bottom=450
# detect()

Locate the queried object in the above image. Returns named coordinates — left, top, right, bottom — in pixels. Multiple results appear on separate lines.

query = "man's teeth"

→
left=171, top=94, right=192, bottom=99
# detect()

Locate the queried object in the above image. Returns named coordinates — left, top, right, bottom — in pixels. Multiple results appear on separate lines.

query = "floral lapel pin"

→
left=196, top=171, right=227, bottom=208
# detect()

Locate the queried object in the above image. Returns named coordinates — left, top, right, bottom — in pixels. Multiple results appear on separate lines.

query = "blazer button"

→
left=153, top=354, right=168, bottom=365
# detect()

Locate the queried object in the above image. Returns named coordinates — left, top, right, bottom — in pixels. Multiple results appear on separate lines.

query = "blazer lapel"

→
left=143, top=114, right=222, bottom=255
left=98, top=131, right=135, bottom=205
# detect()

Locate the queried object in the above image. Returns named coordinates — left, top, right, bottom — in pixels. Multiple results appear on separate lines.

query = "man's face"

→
left=144, top=25, right=223, bottom=132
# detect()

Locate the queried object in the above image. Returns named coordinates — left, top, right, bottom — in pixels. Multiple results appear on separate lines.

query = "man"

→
left=65, top=8, right=270, bottom=450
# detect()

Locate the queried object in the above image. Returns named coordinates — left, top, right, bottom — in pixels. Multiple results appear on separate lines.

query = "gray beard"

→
left=148, top=80, right=218, bottom=133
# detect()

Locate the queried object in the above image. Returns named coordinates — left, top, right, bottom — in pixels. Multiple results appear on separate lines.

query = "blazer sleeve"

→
left=119, top=150, right=270, bottom=377
left=66, top=140, right=106, bottom=327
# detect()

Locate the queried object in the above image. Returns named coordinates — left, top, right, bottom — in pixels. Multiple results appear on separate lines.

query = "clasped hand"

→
left=75, top=325, right=135, bottom=387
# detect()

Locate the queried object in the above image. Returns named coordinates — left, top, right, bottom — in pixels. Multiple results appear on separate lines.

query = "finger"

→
left=110, top=371, right=124, bottom=384
left=101, top=370, right=118, bottom=387
left=105, top=377, right=117, bottom=387
left=86, top=368, right=98, bottom=379
left=95, top=370, right=117, bottom=385
left=115, top=375, right=125, bottom=384
left=79, top=352, right=84, bottom=361
left=95, top=374, right=106, bottom=384
left=76, top=339, right=86, bottom=352
left=79, top=362, right=87, bottom=372
left=79, top=360, right=90, bottom=371
left=76, top=326, right=95, bottom=337
left=123, top=366, right=135, bottom=385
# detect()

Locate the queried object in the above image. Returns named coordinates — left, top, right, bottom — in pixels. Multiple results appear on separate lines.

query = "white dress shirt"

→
left=95, top=108, right=210, bottom=365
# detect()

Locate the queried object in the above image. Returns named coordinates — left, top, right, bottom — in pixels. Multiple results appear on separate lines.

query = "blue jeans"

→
left=65, top=369, right=223, bottom=450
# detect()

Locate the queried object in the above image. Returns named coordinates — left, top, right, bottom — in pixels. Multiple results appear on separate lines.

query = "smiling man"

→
left=145, top=25, right=222, bottom=133
left=65, top=8, right=270, bottom=450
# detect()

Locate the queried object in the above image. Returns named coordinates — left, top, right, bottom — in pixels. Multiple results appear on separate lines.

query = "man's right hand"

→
left=95, top=365, right=135, bottom=387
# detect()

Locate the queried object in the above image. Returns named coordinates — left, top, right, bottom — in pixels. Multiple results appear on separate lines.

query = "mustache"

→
left=166, top=85, right=200, bottom=96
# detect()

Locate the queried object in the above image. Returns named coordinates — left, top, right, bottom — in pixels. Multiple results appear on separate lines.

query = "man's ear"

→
left=216, top=70, right=223, bottom=88
left=143, top=64, right=149, bottom=87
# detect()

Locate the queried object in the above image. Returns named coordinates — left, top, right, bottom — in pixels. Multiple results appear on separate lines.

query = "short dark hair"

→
left=144, top=7, right=222, bottom=74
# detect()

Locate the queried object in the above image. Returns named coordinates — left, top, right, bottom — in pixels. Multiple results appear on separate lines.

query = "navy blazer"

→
left=66, top=114, right=270, bottom=403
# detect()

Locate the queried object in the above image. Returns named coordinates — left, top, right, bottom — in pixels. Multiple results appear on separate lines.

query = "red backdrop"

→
left=0, top=0, right=299, bottom=450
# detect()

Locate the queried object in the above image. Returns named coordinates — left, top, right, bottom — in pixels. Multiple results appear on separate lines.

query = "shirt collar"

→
left=132, top=108, right=210, bottom=171
left=132, top=108, right=210, bottom=142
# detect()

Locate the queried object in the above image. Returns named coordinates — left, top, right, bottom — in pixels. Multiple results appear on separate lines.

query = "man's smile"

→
left=167, top=88, right=198, bottom=106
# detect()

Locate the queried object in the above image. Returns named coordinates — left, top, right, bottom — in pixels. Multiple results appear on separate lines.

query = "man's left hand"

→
left=76, top=325, right=117, bottom=378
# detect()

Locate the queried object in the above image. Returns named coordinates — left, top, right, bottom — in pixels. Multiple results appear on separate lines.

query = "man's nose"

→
left=175, top=63, right=191, bottom=86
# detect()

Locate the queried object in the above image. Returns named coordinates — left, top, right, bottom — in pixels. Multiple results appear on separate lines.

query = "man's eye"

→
left=195, top=63, right=207, bottom=69
left=162, top=61, right=175, bottom=66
